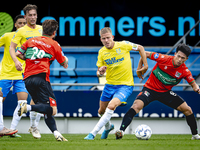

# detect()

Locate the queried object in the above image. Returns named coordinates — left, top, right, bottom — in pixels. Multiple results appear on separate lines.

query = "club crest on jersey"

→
left=154, top=53, right=159, bottom=59
left=175, top=71, right=181, bottom=78
left=116, top=48, right=121, bottom=54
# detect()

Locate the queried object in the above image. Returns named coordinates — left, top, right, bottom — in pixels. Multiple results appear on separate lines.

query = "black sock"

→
left=120, top=108, right=137, bottom=131
left=44, top=114, right=57, bottom=133
left=31, top=104, right=53, bottom=116
left=186, top=113, right=198, bottom=135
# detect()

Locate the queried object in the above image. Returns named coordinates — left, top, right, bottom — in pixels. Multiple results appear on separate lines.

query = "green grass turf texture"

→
left=1, top=134, right=200, bottom=150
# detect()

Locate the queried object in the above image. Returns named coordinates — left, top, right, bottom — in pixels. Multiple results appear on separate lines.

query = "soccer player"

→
left=115, top=43, right=200, bottom=140
left=9, top=4, right=42, bottom=139
left=16, top=19, right=68, bottom=141
left=0, top=15, right=26, bottom=137
left=84, top=27, right=148, bottom=140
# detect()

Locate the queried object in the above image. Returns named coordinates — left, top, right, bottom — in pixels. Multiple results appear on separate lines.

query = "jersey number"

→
left=31, top=47, right=45, bottom=60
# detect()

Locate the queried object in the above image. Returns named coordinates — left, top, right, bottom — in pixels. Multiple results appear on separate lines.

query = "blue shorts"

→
left=100, top=84, right=134, bottom=105
left=0, top=80, right=28, bottom=97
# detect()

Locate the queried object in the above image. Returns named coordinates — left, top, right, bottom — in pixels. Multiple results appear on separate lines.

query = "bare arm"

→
left=190, top=81, right=200, bottom=94
left=10, top=41, right=23, bottom=71
left=61, top=56, right=68, bottom=69
left=136, top=47, right=149, bottom=79
left=137, top=45, right=148, bottom=70
left=10, top=41, right=18, bottom=62
left=96, top=66, right=107, bottom=77
left=16, top=51, right=26, bottom=60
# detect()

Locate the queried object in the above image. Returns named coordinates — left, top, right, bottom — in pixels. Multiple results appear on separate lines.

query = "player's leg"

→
left=0, top=80, right=18, bottom=136
left=101, top=85, right=134, bottom=139
left=23, top=99, right=66, bottom=141
left=28, top=99, right=42, bottom=138
left=10, top=91, right=27, bottom=138
left=115, top=99, right=144, bottom=139
left=115, top=87, right=155, bottom=139
left=29, top=99, right=42, bottom=127
left=0, top=80, right=11, bottom=132
left=84, top=84, right=115, bottom=140
left=10, top=80, right=28, bottom=130
left=23, top=75, right=67, bottom=141
left=10, top=80, right=40, bottom=138
left=86, top=98, right=120, bottom=140
left=85, top=85, right=134, bottom=140
left=160, top=90, right=199, bottom=140
left=98, top=101, right=113, bottom=135
left=121, top=99, right=144, bottom=130
left=176, top=102, right=200, bottom=139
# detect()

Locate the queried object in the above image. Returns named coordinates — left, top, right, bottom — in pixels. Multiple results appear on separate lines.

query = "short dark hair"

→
left=42, top=20, right=58, bottom=36
left=23, top=4, right=37, bottom=15
left=14, top=15, right=24, bottom=23
left=176, top=43, right=191, bottom=57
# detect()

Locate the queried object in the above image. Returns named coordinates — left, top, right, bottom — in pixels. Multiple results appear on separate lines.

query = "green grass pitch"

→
left=1, top=134, right=200, bottom=150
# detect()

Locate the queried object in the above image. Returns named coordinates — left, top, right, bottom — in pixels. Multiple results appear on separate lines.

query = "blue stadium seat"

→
left=1, top=46, right=199, bottom=91
left=50, top=56, right=76, bottom=76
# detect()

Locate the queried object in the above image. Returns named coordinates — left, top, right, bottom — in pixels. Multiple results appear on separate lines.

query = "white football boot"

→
left=28, top=126, right=41, bottom=139
left=191, top=134, right=200, bottom=140
left=55, top=134, right=68, bottom=141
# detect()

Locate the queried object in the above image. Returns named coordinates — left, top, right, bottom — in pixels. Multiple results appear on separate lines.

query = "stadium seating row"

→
left=0, top=47, right=199, bottom=90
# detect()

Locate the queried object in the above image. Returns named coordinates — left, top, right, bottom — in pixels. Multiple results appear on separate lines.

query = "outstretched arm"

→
left=61, top=56, right=68, bottom=69
left=136, top=49, right=150, bottom=79
left=190, top=81, right=200, bottom=94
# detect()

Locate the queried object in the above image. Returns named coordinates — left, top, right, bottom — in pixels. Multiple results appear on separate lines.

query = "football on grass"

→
left=135, top=124, right=152, bottom=140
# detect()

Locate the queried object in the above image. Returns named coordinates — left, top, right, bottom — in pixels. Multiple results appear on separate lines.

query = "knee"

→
left=131, top=101, right=143, bottom=113
left=107, top=105, right=115, bottom=111
left=107, top=98, right=121, bottom=110
left=183, top=106, right=193, bottom=116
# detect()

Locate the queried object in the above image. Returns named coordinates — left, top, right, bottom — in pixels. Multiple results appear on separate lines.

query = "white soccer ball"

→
left=135, top=124, right=152, bottom=140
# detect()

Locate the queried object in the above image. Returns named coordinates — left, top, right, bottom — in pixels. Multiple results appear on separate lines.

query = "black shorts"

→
left=136, top=87, right=185, bottom=109
left=24, top=73, right=57, bottom=106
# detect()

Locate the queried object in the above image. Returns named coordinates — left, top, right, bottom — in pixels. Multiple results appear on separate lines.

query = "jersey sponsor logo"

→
left=104, top=57, right=124, bottom=65
left=154, top=53, right=159, bottom=59
left=170, top=91, right=177, bottom=96
left=144, top=91, right=150, bottom=97
left=175, top=71, right=181, bottom=78
left=153, top=66, right=182, bottom=85
left=26, top=36, right=40, bottom=40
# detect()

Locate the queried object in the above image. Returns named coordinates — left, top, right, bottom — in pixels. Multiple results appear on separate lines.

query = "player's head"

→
left=23, top=4, right=38, bottom=26
left=174, top=43, right=191, bottom=66
left=14, top=15, right=26, bottom=30
left=100, top=27, right=114, bottom=49
left=42, top=20, right=58, bottom=39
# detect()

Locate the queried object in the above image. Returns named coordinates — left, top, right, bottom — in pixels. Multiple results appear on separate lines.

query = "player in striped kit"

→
left=115, top=43, right=200, bottom=140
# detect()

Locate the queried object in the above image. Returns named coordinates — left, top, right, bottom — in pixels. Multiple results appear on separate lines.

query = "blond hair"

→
left=100, top=27, right=112, bottom=36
